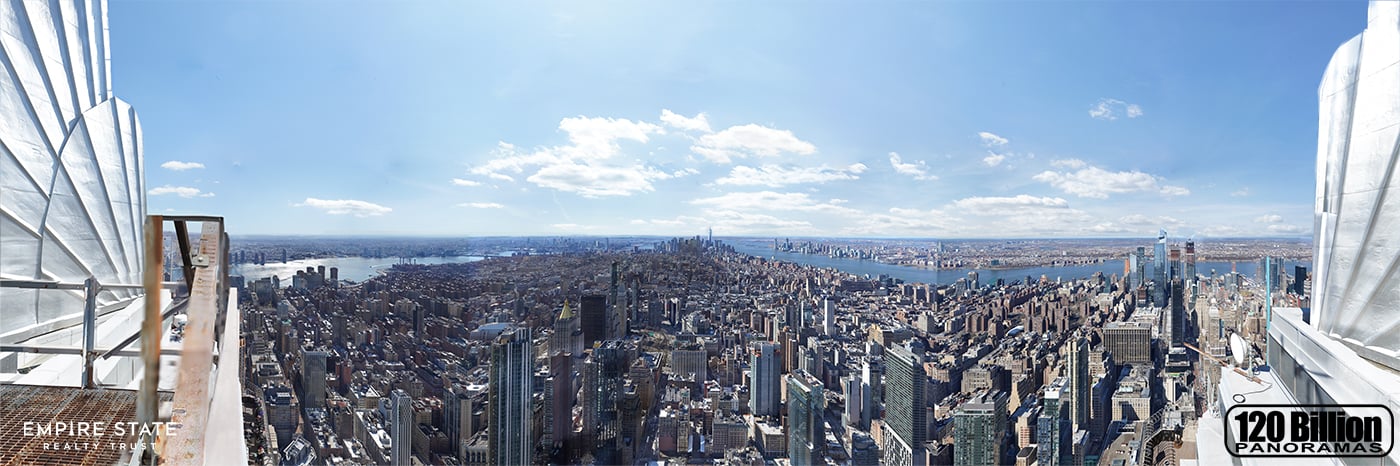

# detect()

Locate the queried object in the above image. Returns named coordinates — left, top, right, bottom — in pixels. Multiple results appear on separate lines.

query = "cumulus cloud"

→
left=951, top=195, right=1069, bottom=212
left=1267, top=224, right=1306, bottom=234
left=451, top=178, right=481, bottom=187
left=1051, top=158, right=1087, bottom=169
left=1033, top=164, right=1189, bottom=199
left=692, top=124, right=816, bottom=163
left=1089, top=98, right=1144, bottom=120
left=1255, top=214, right=1284, bottom=224
left=459, top=202, right=504, bottom=209
left=983, top=153, right=1006, bottom=167
left=160, top=161, right=205, bottom=171
left=978, top=131, right=1009, bottom=147
left=660, top=109, right=712, bottom=133
left=715, top=163, right=866, bottom=187
left=148, top=185, right=214, bottom=198
left=296, top=198, right=392, bottom=217
left=470, top=117, right=678, bottom=197
left=889, top=152, right=936, bottom=180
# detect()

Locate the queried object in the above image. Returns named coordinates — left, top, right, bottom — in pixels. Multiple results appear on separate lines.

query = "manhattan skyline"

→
left=116, top=2, right=1364, bottom=237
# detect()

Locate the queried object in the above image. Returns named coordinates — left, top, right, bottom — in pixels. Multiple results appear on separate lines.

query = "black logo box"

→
left=1224, top=404, right=1395, bottom=458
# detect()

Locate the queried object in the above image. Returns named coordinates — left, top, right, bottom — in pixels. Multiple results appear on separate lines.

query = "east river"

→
left=232, top=256, right=488, bottom=283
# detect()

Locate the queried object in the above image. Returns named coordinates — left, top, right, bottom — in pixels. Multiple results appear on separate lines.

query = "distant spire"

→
left=559, top=300, right=573, bottom=320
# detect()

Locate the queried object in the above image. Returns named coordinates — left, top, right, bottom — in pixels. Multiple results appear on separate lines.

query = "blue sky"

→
left=113, top=1, right=1366, bottom=238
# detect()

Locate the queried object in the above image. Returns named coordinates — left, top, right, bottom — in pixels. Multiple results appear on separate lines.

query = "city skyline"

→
left=115, top=2, right=1364, bottom=237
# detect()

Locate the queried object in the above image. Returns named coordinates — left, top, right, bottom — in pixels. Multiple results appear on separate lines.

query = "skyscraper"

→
left=546, top=352, right=574, bottom=452
left=1066, top=333, right=1089, bottom=433
left=1038, top=378, right=1068, bottom=466
left=488, top=327, right=534, bottom=466
left=954, top=390, right=1008, bottom=466
left=552, top=301, right=584, bottom=356
left=883, top=341, right=926, bottom=466
left=1103, top=321, right=1151, bottom=365
left=609, top=261, right=626, bottom=339
left=389, top=389, right=413, bottom=466
left=580, top=294, right=607, bottom=347
left=821, top=297, right=837, bottom=336
left=749, top=342, right=781, bottom=418
left=787, top=370, right=825, bottom=466
left=302, top=350, right=328, bottom=409
left=583, top=340, right=627, bottom=463
left=1153, top=230, right=1168, bottom=307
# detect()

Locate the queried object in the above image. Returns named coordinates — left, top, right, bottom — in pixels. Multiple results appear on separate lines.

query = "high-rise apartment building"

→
left=389, top=389, right=414, bottom=466
left=954, top=390, right=1008, bottom=466
left=749, top=342, right=781, bottom=417
left=1038, top=379, right=1068, bottom=466
left=883, top=341, right=927, bottom=466
left=488, top=327, right=534, bottom=466
left=787, top=370, right=825, bottom=466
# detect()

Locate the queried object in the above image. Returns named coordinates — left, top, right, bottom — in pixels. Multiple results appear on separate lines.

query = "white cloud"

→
left=451, top=178, right=481, bottom=187
left=691, top=191, right=854, bottom=214
left=459, top=202, right=504, bottom=209
left=983, top=153, right=1006, bottom=167
left=715, top=163, right=866, bottom=187
left=1255, top=214, right=1284, bottom=224
left=1089, top=98, right=1144, bottom=120
left=148, top=185, right=215, bottom=198
left=889, top=152, right=936, bottom=180
left=978, top=131, right=1009, bottom=147
left=1231, top=188, right=1251, bottom=197
left=160, top=161, right=204, bottom=171
left=1267, top=224, right=1306, bottom=234
left=1051, top=158, right=1087, bottom=169
left=1033, top=164, right=1189, bottom=198
left=1119, top=214, right=1184, bottom=227
left=296, top=198, right=392, bottom=217
left=660, top=109, right=712, bottom=133
left=692, top=124, right=816, bottom=163
left=951, top=195, right=1069, bottom=212
left=470, top=116, right=674, bottom=197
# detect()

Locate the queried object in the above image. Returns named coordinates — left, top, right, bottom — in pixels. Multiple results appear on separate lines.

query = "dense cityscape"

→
left=236, top=233, right=1304, bottom=465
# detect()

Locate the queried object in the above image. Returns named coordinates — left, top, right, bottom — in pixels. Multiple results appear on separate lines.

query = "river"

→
left=231, top=256, right=488, bottom=283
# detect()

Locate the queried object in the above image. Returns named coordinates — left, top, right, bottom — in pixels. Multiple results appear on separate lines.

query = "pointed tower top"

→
left=559, top=300, right=574, bottom=320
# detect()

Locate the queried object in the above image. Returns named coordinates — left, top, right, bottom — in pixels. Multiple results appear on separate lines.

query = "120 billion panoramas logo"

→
left=1226, top=404, right=1394, bottom=457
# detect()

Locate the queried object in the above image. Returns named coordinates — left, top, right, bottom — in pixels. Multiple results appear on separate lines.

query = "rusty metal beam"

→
left=138, top=216, right=163, bottom=451
left=161, top=220, right=223, bottom=466
left=174, top=220, right=194, bottom=292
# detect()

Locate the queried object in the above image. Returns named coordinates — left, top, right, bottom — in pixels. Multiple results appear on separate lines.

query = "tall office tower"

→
left=1038, top=378, right=1068, bottom=466
left=609, top=261, right=626, bottom=339
left=883, top=342, right=927, bottom=466
left=1169, top=247, right=1182, bottom=280
left=552, top=301, right=584, bottom=356
left=445, top=385, right=473, bottom=458
left=1066, top=333, right=1090, bottom=433
left=843, top=375, right=865, bottom=428
left=787, top=370, right=826, bottom=466
left=583, top=340, right=627, bottom=463
left=1184, top=240, right=1197, bottom=284
left=580, top=294, right=607, bottom=347
left=390, top=389, right=414, bottom=466
left=954, top=390, right=1008, bottom=466
left=547, top=352, right=574, bottom=451
left=489, top=327, right=534, bottom=466
left=412, top=304, right=425, bottom=337
left=1105, top=321, right=1152, bottom=365
left=1170, top=278, right=1186, bottom=346
left=749, top=342, right=781, bottom=417
left=1134, top=247, right=1148, bottom=290
left=862, top=358, right=881, bottom=421
left=968, top=271, right=980, bottom=290
left=302, top=350, right=328, bottom=409
left=1293, top=265, right=1308, bottom=295
left=821, top=297, right=837, bottom=336
left=1153, top=230, right=1168, bottom=306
